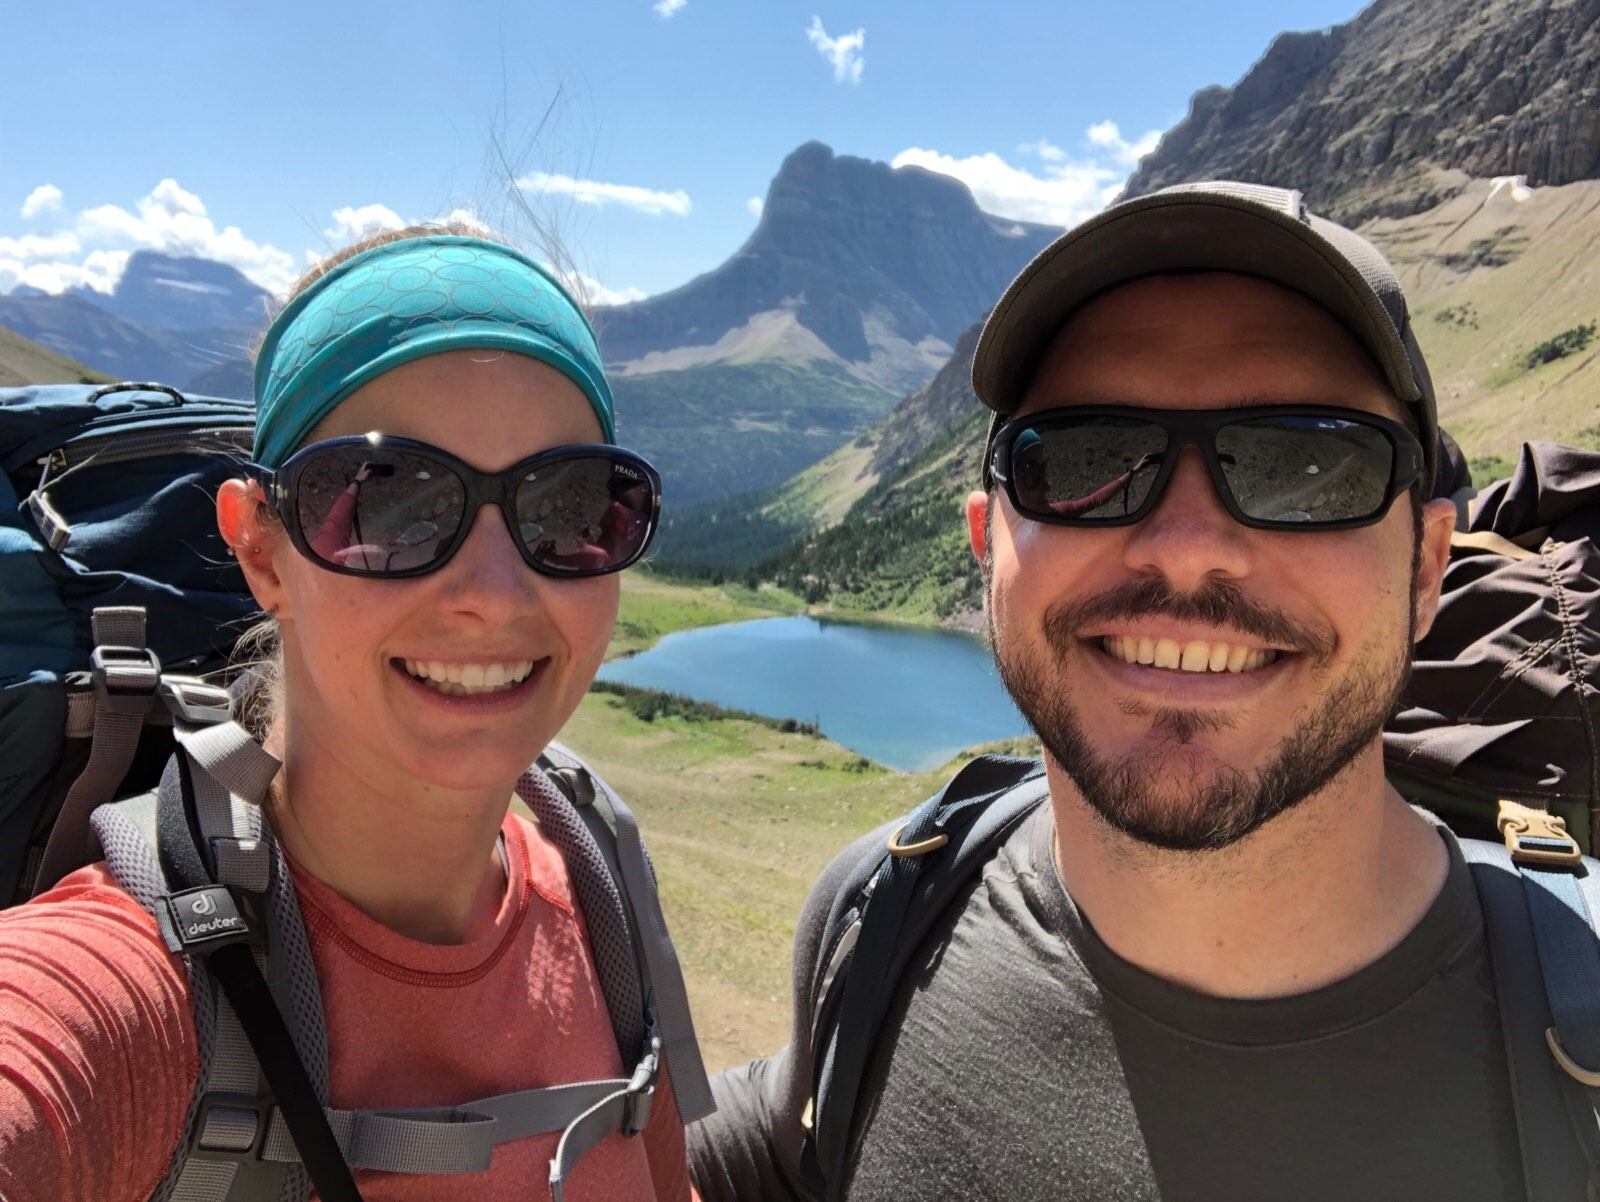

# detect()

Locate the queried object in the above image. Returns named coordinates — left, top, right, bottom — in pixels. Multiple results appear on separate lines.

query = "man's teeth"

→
left=1100, top=636, right=1278, bottom=674
left=400, top=659, right=536, bottom=696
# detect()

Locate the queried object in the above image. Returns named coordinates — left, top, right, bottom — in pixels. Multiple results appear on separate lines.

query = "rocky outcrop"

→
left=595, top=142, right=1059, bottom=385
left=72, top=251, right=273, bottom=332
left=867, top=320, right=982, bottom=478
left=1125, top=0, right=1600, bottom=223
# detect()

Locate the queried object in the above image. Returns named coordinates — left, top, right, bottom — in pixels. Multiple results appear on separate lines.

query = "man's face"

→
left=968, top=273, right=1453, bottom=851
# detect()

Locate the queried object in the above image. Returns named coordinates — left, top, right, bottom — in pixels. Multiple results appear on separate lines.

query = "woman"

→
left=0, top=225, right=700, bottom=1200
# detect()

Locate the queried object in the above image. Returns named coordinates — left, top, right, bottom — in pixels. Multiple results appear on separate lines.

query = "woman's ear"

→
left=218, top=478, right=288, bottom=616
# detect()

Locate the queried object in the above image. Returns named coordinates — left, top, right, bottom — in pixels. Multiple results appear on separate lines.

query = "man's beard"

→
left=990, top=574, right=1415, bottom=852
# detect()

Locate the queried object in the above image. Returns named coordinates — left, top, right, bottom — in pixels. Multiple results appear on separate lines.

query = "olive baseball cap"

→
left=973, top=180, right=1439, bottom=490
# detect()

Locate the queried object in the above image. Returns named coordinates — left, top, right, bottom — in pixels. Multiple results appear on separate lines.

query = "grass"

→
left=540, top=688, right=1033, bottom=1070
left=609, top=568, right=805, bottom=658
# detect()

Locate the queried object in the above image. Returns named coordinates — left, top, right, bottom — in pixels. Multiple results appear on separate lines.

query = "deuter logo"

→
left=169, top=888, right=249, bottom=949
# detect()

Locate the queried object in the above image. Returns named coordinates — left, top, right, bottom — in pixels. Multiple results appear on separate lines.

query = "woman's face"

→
left=236, top=349, right=619, bottom=794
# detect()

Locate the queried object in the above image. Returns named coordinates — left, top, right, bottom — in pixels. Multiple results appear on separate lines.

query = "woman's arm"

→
left=0, top=868, right=198, bottom=1202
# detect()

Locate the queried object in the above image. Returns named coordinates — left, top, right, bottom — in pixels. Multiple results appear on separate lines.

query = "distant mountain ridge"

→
left=596, top=141, right=1061, bottom=394
left=1125, top=0, right=1600, bottom=224
left=73, top=251, right=274, bottom=331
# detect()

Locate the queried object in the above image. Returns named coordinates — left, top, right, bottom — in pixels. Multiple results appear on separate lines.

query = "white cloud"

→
left=747, top=196, right=765, bottom=218
left=20, top=185, right=64, bottom=220
left=894, top=119, right=1167, bottom=227
left=653, top=0, right=687, bottom=16
left=1085, top=120, right=1161, bottom=168
left=806, top=16, right=864, bottom=84
left=71, top=178, right=299, bottom=293
left=517, top=171, right=691, bottom=217
left=441, top=207, right=492, bottom=234
left=572, top=271, right=648, bottom=306
left=1018, top=139, right=1067, bottom=164
left=324, top=203, right=406, bottom=242
left=0, top=231, right=82, bottom=260
left=0, top=248, right=130, bottom=296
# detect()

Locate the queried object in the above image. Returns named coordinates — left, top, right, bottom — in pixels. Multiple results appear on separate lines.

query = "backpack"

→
left=798, top=441, right=1600, bottom=1202
left=0, top=381, right=259, bottom=904
left=3, top=381, right=715, bottom=1200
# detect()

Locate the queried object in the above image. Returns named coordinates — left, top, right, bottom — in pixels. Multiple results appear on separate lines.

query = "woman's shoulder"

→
left=0, top=865, right=199, bottom=1202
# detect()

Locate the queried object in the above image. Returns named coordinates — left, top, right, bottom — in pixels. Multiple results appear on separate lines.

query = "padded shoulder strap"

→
left=808, top=756, right=1048, bottom=1199
left=531, top=740, right=715, bottom=1123
left=1460, top=834, right=1600, bottom=1199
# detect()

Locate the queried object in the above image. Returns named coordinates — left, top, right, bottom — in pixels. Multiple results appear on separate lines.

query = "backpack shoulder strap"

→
left=1458, top=811, right=1600, bottom=1200
left=533, top=739, right=715, bottom=1124
left=805, top=754, right=1048, bottom=1199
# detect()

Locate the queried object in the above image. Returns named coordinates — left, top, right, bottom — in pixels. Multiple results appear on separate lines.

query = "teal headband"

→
left=253, top=235, right=615, bottom=468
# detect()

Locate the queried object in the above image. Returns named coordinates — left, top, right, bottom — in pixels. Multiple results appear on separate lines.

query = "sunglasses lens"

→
left=514, top=453, right=656, bottom=574
left=294, top=447, right=465, bottom=573
left=1010, top=416, right=1168, bottom=521
left=1217, top=416, right=1394, bottom=524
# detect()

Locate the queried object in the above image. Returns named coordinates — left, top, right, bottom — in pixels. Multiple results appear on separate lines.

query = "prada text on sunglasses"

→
left=987, top=406, right=1425, bottom=530
left=257, top=435, right=661, bottom=578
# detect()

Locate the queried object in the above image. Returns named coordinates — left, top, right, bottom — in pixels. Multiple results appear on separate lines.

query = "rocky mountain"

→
left=0, top=291, right=258, bottom=390
left=74, top=251, right=274, bottom=332
left=597, top=141, right=1060, bottom=394
left=1124, top=0, right=1600, bottom=225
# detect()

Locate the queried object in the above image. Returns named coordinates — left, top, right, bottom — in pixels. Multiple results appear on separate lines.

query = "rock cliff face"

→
left=74, top=251, right=274, bottom=331
left=1125, top=0, right=1600, bottom=223
left=596, top=142, right=1059, bottom=391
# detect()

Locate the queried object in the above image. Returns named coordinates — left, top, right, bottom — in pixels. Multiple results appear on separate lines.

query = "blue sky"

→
left=1, top=0, right=1367, bottom=304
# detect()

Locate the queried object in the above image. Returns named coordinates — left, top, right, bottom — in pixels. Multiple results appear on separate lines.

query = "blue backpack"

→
left=0, top=381, right=257, bottom=903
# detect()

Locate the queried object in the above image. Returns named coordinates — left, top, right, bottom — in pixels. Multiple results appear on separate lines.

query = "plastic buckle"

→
left=188, top=1091, right=270, bottom=1160
left=621, top=1036, right=661, bottom=1136
left=1498, top=800, right=1583, bottom=869
left=158, top=675, right=233, bottom=726
left=90, top=645, right=162, bottom=716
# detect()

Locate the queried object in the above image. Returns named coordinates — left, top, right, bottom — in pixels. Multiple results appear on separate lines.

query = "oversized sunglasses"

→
left=256, top=435, right=661, bottom=578
left=987, top=405, right=1426, bottom=531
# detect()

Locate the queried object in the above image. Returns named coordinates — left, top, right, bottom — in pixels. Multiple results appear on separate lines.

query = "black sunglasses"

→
left=256, top=435, right=661, bottom=579
left=988, top=405, right=1426, bottom=531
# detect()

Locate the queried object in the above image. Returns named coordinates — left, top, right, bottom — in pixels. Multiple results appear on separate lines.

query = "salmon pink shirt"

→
left=0, top=811, right=690, bottom=1201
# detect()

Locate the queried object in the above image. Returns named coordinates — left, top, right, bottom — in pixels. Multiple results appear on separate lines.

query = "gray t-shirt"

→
left=689, top=805, right=1537, bottom=1201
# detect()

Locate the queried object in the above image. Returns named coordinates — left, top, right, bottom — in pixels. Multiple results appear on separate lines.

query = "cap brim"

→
left=973, top=189, right=1426, bottom=416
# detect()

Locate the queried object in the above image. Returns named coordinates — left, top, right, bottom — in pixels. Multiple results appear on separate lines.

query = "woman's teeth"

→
left=1100, top=636, right=1278, bottom=674
left=401, top=658, right=536, bottom=696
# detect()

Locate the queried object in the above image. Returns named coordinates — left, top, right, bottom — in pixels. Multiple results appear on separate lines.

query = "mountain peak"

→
left=74, top=250, right=275, bottom=332
left=599, top=142, right=1059, bottom=393
left=1125, top=0, right=1600, bottom=223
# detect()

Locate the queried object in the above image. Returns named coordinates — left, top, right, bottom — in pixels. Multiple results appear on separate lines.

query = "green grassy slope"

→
left=0, top=324, right=114, bottom=386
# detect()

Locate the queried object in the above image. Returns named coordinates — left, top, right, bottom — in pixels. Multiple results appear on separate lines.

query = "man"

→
left=686, top=182, right=1590, bottom=1200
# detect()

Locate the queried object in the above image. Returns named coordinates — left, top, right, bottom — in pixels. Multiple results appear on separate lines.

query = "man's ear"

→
left=217, top=478, right=289, bottom=617
left=1411, top=497, right=1456, bottom=642
left=966, top=490, right=991, bottom=565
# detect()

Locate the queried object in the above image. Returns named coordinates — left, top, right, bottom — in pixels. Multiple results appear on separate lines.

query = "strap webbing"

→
left=33, top=607, right=155, bottom=894
left=161, top=745, right=365, bottom=1202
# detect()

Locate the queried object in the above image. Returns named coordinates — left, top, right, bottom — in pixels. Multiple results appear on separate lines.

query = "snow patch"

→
left=1488, top=175, right=1534, bottom=203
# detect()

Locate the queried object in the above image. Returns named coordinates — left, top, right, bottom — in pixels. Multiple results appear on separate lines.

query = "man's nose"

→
left=1121, top=445, right=1252, bottom=590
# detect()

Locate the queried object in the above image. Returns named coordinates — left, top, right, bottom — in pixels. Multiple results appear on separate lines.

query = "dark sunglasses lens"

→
left=514, top=454, right=655, bottom=574
left=1216, top=416, right=1394, bottom=524
left=294, top=447, right=466, bottom=573
left=1010, top=417, right=1168, bottom=521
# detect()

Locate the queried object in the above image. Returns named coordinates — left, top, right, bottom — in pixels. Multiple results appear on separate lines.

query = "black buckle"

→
left=90, top=645, right=162, bottom=715
left=166, top=885, right=256, bottom=956
left=189, top=1091, right=270, bottom=1160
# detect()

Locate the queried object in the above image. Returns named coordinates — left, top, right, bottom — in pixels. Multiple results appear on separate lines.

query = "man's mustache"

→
left=1043, top=575, right=1336, bottom=660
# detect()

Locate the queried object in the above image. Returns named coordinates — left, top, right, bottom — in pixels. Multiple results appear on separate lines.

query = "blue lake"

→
left=596, top=616, right=1030, bottom=772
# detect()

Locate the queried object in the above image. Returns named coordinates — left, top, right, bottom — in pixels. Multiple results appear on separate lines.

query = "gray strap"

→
left=577, top=760, right=715, bottom=1123
left=174, top=722, right=280, bottom=895
left=257, top=1078, right=630, bottom=1174
left=33, top=607, right=155, bottom=894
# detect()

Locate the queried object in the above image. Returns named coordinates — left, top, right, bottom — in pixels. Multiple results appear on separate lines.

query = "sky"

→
left=1, top=0, right=1369, bottom=306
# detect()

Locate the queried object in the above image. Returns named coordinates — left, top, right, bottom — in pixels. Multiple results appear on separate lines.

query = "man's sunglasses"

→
left=256, top=435, right=661, bottom=579
left=987, top=405, right=1426, bottom=531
